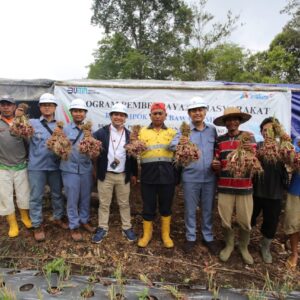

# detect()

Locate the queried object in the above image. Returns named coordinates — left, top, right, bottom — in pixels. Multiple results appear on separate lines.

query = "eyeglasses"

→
left=151, top=112, right=164, bottom=116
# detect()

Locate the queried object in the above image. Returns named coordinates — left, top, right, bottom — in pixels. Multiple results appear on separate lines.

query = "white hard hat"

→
left=69, top=98, right=88, bottom=111
left=187, top=96, right=208, bottom=110
left=39, top=93, right=57, bottom=105
left=110, top=103, right=128, bottom=116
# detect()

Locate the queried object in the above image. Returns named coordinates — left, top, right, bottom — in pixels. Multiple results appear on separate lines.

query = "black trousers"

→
left=251, top=196, right=281, bottom=239
left=141, top=183, right=175, bottom=221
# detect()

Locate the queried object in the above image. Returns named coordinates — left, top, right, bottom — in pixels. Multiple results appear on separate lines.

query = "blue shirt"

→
left=28, top=117, right=60, bottom=171
left=288, top=137, right=300, bottom=196
left=60, top=123, right=93, bottom=175
left=170, top=122, right=217, bottom=183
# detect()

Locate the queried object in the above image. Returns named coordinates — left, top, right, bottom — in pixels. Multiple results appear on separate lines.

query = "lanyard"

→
left=73, top=127, right=83, bottom=145
left=40, top=119, right=53, bottom=135
left=110, top=125, right=124, bottom=158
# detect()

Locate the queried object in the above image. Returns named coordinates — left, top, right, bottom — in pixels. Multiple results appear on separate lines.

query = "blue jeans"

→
left=29, top=170, right=64, bottom=228
left=183, top=181, right=216, bottom=242
left=62, top=172, right=92, bottom=230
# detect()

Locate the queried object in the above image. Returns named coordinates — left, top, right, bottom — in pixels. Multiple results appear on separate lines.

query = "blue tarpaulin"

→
left=292, top=92, right=300, bottom=139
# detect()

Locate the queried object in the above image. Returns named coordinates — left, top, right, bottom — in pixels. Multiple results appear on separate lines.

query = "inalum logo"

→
left=240, top=91, right=274, bottom=100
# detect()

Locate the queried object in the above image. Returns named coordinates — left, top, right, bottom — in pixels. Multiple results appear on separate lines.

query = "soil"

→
left=0, top=184, right=299, bottom=293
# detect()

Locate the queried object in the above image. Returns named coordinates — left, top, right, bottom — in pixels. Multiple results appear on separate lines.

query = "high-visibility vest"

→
left=139, top=126, right=176, bottom=163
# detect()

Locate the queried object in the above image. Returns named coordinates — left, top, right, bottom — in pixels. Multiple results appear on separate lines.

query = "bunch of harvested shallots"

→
left=78, top=121, right=102, bottom=159
left=124, top=125, right=147, bottom=158
left=226, top=132, right=263, bottom=178
left=10, top=103, right=34, bottom=138
left=46, top=121, right=71, bottom=160
left=174, top=122, right=200, bottom=167
left=256, top=125, right=280, bottom=164
left=257, top=118, right=295, bottom=164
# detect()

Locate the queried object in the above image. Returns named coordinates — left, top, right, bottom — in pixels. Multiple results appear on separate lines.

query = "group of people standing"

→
left=0, top=93, right=299, bottom=269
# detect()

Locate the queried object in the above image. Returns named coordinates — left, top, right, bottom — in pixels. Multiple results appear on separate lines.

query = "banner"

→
left=54, top=85, right=291, bottom=141
left=291, top=92, right=300, bottom=140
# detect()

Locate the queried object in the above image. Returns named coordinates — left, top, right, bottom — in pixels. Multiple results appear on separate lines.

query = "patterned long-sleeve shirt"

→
left=214, top=131, right=256, bottom=195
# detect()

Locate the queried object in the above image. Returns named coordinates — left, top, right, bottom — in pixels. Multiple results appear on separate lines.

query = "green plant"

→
left=211, top=284, right=219, bottom=300
left=204, top=270, right=220, bottom=300
left=262, top=271, right=274, bottom=292
left=87, top=273, right=98, bottom=283
left=162, top=285, right=187, bottom=300
left=80, top=284, right=95, bottom=299
left=0, top=287, right=17, bottom=300
left=36, top=288, right=44, bottom=300
left=42, top=258, right=70, bottom=293
left=108, top=284, right=117, bottom=300
left=113, top=264, right=125, bottom=298
left=114, top=264, right=125, bottom=285
left=262, top=271, right=295, bottom=299
left=207, top=272, right=214, bottom=292
left=246, top=288, right=267, bottom=300
left=279, top=274, right=295, bottom=296
left=247, top=272, right=296, bottom=300
left=137, top=288, right=150, bottom=300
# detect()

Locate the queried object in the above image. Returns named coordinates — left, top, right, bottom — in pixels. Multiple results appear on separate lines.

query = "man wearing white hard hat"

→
left=170, top=96, right=218, bottom=254
left=60, top=98, right=95, bottom=242
left=0, top=95, right=31, bottom=238
left=28, top=93, right=67, bottom=242
left=92, top=103, right=138, bottom=244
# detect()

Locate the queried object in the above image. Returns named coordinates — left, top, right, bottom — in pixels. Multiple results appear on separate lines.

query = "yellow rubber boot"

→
left=19, top=209, right=32, bottom=229
left=138, top=220, right=153, bottom=248
left=6, top=213, right=19, bottom=238
left=161, top=216, right=174, bottom=248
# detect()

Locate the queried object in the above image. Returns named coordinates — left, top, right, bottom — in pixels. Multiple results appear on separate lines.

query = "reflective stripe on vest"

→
left=141, top=157, right=173, bottom=164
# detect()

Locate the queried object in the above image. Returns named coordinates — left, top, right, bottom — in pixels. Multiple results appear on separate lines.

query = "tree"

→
left=173, top=0, right=240, bottom=80
left=88, top=0, right=239, bottom=80
left=173, top=48, right=213, bottom=81
left=89, top=0, right=193, bottom=79
left=207, top=43, right=248, bottom=82
left=243, top=0, right=300, bottom=83
left=190, top=0, right=240, bottom=50
left=246, top=46, right=298, bottom=83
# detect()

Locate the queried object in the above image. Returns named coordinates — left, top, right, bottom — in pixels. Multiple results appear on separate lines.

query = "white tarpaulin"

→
left=54, top=82, right=291, bottom=141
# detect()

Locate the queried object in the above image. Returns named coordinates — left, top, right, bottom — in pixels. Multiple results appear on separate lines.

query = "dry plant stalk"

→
left=226, top=132, right=263, bottom=178
left=175, top=122, right=200, bottom=167
left=274, top=119, right=296, bottom=164
left=78, top=121, right=102, bottom=159
left=46, top=121, right=71, bottom=160
left=162, top=285, right=188, bottom=300
left=10, top=103, right=34, bottom=138
left=279, top=133, right=296, bottom=165
left=139, top=274, right=154, bottom=287
left=124, top=125, right=147, bottom=158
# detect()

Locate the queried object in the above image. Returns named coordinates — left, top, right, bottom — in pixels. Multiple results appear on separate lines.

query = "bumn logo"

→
left=67, top=87, right=89, bottom=94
